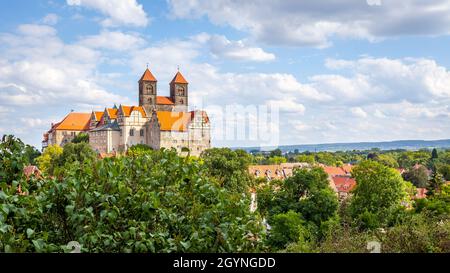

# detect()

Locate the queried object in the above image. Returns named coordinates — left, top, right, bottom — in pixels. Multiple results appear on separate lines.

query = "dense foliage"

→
left=1, top=138, right=264, bottom=253
left=2, top=134, right=450, bottom=253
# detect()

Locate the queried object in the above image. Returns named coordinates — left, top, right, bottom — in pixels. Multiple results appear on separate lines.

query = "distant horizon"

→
left=232, top=138, right=450, bottom=152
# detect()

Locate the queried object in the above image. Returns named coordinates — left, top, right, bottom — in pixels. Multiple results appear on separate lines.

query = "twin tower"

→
left=138, top=68, right=189, bottom=113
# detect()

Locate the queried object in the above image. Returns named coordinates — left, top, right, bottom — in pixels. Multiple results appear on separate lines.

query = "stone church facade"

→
left=43, top=68, right=211, bottom=156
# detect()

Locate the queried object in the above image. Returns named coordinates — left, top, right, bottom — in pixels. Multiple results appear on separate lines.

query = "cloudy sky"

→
left=1, top=0, right=450, bottom=149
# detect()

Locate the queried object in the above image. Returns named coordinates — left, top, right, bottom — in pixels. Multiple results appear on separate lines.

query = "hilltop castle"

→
left=42, top=68, right=211, bottom=156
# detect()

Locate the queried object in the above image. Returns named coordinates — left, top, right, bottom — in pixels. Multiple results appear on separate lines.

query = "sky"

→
left=1, top=0, right=450, bottom=149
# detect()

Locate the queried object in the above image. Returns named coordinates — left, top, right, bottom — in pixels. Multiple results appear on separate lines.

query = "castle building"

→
left=43, top=68, right=211, bottom=156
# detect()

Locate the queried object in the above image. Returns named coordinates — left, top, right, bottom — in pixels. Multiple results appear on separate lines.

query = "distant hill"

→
left=236, top=139, right=450, bottom=153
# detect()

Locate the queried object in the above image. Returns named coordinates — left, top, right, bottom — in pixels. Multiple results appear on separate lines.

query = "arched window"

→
left=179, top=99, right=184, bottom=104
left=146, top=84, right=153, bottom=95
left=148, top=97, right=152, bottom=104
left=177, top=87, right=185, bottom=96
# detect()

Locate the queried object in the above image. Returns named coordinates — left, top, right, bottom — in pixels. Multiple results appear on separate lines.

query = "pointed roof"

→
left=171, top=71, right=188, bottom=84
left=139, top=68, right=157, bottom=82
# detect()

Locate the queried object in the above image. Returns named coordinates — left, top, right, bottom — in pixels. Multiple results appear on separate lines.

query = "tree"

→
left=128, top=144, right=153, bottom=157
left=402, top=165, right=429, bottom=188
left=266, top=211, right=306, bottom=249
left=0, top=135, right=29, bottom=184
left=35, top=145, right=63, bottom=175
left=427, top=171, right=445, bottom=196
left=295, top=154, right=315, bottom=164
left=0, top=148, right=265, bottom=253
left=267, top=156, right=287, bottom=165
left=431, top=148, right=439, bottom=160
left=269, top=149, right=282, bottom=157
left=53, top=143, right=97, bottom=176
left=438, top=164, right=450, bottom=181
left=200, top=148, right=253, bottom=193
left=71, top=133, right=89, bottom=143
left=375, top=154, right=399, bottom=168
left=350, top=160, right=408, bottom=228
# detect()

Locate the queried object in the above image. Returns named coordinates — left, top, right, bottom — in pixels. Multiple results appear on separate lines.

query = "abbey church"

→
left=42, top=68, right=211, bottom=156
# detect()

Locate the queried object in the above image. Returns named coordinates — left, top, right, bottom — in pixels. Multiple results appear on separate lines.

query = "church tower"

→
left=139, top=68, right=157, bottom=114
left=170, top=70, right=188, bottom=112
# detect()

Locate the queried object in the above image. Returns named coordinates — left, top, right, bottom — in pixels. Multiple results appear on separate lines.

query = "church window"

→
left=177, top=87, right=185, bottom=96
left=146, top=84, right=153, bottom=95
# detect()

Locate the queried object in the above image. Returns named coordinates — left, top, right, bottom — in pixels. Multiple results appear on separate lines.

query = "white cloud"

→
left=42, top=13, right=59, bottom=25
left=168, top=0, right=450, bottom=47
left=78, top=30, right=146, bottom=51
left=207, top=35, right=275, bottom=62
left=0, top=24, right=130, bottom=106
left=350, top=107, right=368, bottom=118
left=66, top=0, right=149, bottom=27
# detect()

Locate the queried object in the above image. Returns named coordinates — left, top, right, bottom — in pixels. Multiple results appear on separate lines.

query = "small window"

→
left=140, top=129, right=144, bottom=137
left=130, top=129, right=134, bottom=136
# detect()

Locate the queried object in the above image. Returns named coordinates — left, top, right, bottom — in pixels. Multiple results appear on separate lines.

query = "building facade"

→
left=43, top=68, right=211, bottom=156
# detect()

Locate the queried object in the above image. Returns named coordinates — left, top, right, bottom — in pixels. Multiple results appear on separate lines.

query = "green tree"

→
left=128, top=144, right=153, bottom=157
left=35, top=145, right=63, bottom=175
left=295, top=154, right=315, bottom=164
left=375, top=154, right=399, bottom=168
left=200, top=148, right=253, bottom=193
left=427, top=171, right=445, bottom=196
left=438, top=164, right=450, bottom=181
left=269, top=149, right=282, bottom=157
left=350, top=160, right=408, bottom=228
left=0, top=148, right=265, bottom=253
left=431, top=148, right=439, bottom=160
left=53, top=143, right=97, bottom=176
left=402, top=165, right=429, bottom=188
left=71, top=133, right=89, bottom=143
left=0, top=135, right=29, bottom=184
left=266, top=210, right=306, bottom=249
left=267, top=156, right=287, bottom=165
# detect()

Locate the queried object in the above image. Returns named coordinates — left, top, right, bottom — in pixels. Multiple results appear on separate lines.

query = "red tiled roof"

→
left=55, top=113, right=91, bottom=131
left=156, top=96, right=175, bottom=105
left=171, top=71, right=188, bottom=84
left=23, top=165, right=42, bottom=180
left=414, top=188, right=428, bottom=199
left=106, top=108, right=118, bottom=119
left=248, top=165, right=286, bottom=180
left=323, top=166, right=347, bottom=176
left=139, top=68, right=157, bottom=82
left=332, top=176, right=356, bottom=193
left=121, top=105, right=147, bottom=118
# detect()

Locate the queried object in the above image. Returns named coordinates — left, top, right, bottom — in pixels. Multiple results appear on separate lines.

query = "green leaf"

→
left=26, top=228, right=35, bottom=239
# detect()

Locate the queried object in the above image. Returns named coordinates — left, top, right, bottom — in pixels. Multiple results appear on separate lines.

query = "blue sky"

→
left=1, top=0, right=450, bottom=149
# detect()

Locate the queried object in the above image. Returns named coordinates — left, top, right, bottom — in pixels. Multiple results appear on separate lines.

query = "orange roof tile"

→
left=121, top=105, right=147, bottom=118
left=94, top=111, right=103, bottom=121
left=157, top=96, right=175, bottom=105
left=139, top=68, right=157, bottom=82
left=171, top=71, right=188, bottom=84
left=322, top=166, right=347, bottom=176
left=248, top=165, right=286, bottom=180
left=156, top=111, right=192, bottom=131
left=332, top=176, right=356, bottom=193
left=106, top=108, right=118, bottom=119
left=55, top=112, right=91, bottom=131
